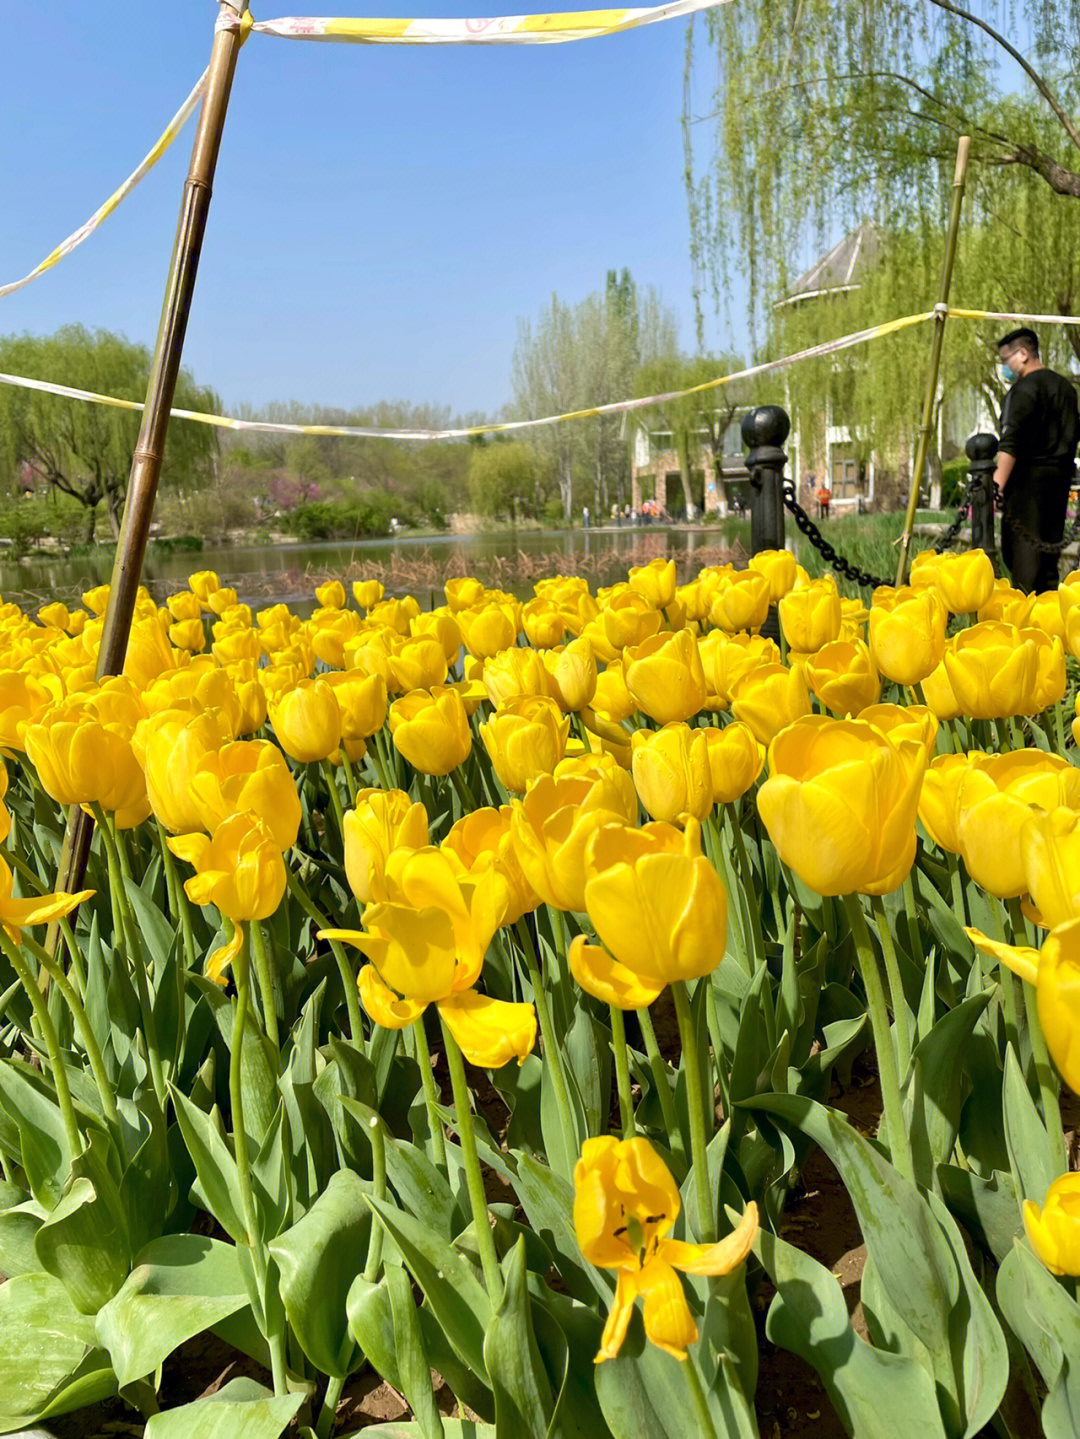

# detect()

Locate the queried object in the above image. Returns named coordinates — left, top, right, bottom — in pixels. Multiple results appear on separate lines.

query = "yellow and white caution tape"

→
left=947, top=306, right=1080, bottom=326
left=244, top=0, right=729, bottom=46
left=0, top=69, right=207, bottom=303
left=0, top=310, right=933, bottom=441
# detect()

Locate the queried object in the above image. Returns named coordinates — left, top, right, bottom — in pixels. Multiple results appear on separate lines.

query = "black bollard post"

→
left=965, top=433, right=998, bottom=563
left=742, top=405, right=790, bottom=643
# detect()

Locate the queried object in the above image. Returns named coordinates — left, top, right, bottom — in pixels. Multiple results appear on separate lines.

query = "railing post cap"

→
left=741, top=405, right=791, bottom=450
left=965, top=431, right=999, bottom=463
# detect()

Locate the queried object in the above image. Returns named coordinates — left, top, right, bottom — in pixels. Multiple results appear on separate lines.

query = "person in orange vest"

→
left=816, top=484, right=831, bottom=518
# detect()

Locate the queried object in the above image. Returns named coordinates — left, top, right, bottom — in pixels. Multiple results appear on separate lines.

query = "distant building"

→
left=629, top=410, right=751, bottom=518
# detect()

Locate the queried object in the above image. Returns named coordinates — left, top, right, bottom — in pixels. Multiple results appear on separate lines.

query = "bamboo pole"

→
left=894, top=135, right=971, bottom=586
left=52, top=2, right=249, bottom=902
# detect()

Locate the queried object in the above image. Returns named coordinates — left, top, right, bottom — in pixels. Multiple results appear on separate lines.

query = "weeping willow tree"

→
left=685, top=0, right=1080, bottom=481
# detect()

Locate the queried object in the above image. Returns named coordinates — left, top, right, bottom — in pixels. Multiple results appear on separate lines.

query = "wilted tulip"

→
left=1024, top=1172, right=1080, bottom=1277
left=868, top=588, right=946, bottom=686
left=573, top=1135, right=758, bottom=1362
left=480, top=696, right=570, bottom=794
left=190, top=740, right=302, bottom=850
left=701, top=721, right=764, bottom=804
left=624, top=628, right=708, bottom=725
left=779, top=579, right=842, bottom=654
left=343, top=788, right=429, bottom=904
left=630, top=723, right=712, bottom=825
left=389, top=685, right=471, bottom=776
left=757, top=715, right=926, bottom=895
left=269, top=678, right=343, bottom=764
left=730, top=663, right=811, bottom=746
left=805, top=639, right=880, bottom=716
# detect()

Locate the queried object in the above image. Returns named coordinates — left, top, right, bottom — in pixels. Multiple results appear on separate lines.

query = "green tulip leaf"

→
left=0, top=1195, right=46, bottom=1277
left=996, top=1241, right=1080, bottom=1439
left=143, top=1377, right=304, bottom=1438
left=902, top=990, right=990, bottom=1188
left=0, top=1271, right=116, bottom=1430
left=343, top=1426, right=494, bottom=1438
left=170, top=1086, right=246, bottom=1243
left=95, top=1234, right=249, bottom=1388
left=382, top=1133, right=462, bottom=1239
left=348, top=1267, right=445, bottom=1439
left=483, top=1238, right=555, bottom=1439
left=512, top=1151, right=608, bottom=1305
left=268, top=1168, right=370, bottom=1379
left=0, top=1057, right=74, bottom=1208
left=936, top=1166, right=1021, bottom=1265
left=1002, top=1047, right=1060, bottom=1208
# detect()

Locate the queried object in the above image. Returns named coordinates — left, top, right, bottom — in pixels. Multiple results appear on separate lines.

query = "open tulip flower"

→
left=910, top=548, right=995, bottom=615
left=624, top=628, right=708, bottom=724
left=1024, top=1173, right=1080, bottom=1277
left=389, top=685, right=472, bottom=776
left=510, top=768, right=637, bottom=912
left=479, top=695, right=570, bottom=794
left=954, top=751, right=1080, bottom=898
left=190, top=739, right=302, bottom=850
left=343, top=787, right=430, bottom=905
left=574, top=1136, right=758, bottom=1362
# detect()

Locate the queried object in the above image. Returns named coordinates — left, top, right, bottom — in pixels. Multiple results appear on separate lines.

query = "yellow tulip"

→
left=410, top=610, right=462, bottom=665
left=630, top=723, right=712, bottom=825
left=627, top=557, right=677, bottom=609
left=1024, top=1173, right=1080, bottom=1277
left=316, top=579, right=346, bottom=610
left=370, top=596, right=421, bottom=636
left=189, top=739, right=302, bottom=850
left=1026, top=629, right=1067, bottom=711
left=480, top=696, right=570, bottom=794
left=748, top=548, right=798, bottom=602
left=343, top=788, right=429, bottom=904
left=389, top=685, right=471, bottom=776
left=0, top=854, right=94, bottom=946
left=521, top=597, right=567, bottom=649
left=510, top=771, right=636, bottom=912
left=543, top=637, right=598, bottom=713
left=709, top=571, right=772, bottom=634
left=571, top=818, right=727, bottom=1008
left=24, top=702, right=150, bottom=829
left=0, top=761, right=8, bottom=845
left=573, top=1136, right=758, bottom=1362
left=779, top=579, right=842, bottom=653
left=166, top=590, right=203, bottom=624
left=623, top=627, right=707, bottom=726
left=134, top=708, right=233, bottom=833
left=325, top=670, right=388, bottom=762
left=591, top=658, right=636, bottom=721
left=1028, top=590, right=1067, bottom=640
left=730, top=663, right=812, bottom=746
left=82, top=583, right=112, bottom=616
left=169, top=619, right=207, bottom=653
left=382, top=636, right=447, bottom=695
left=859, top=701, right=938, bottom=763
left=482, top=646, right=553, bottom=708
left=1021, top=808, right=1080, bottom=930
left=804, top=639, right=880, bottom=716
left=955, top=751, right=1080, bottom=899
left=207, top=588, right=238, bottom=617
left=352, top=579, right=385, bottom=610
left=701, top=721, right=764, bottom=804
left=443, top=805, right=539, bottom=925
left=310, top=608, right=363, bottom=669
left=698, top=631, right=780, bottom=708
left=919, top=659, right=963, bottom=722
left=459, top=603, right=520, bottom=660
left=0, top=671, right=62, bottom=750
left=977, top=579, right=1036, bottom=626
left=942, top=623, right=1040, bottom=719
left=757, top=715, right=926, bottom=896
left=444, top=577, right=486, bottom=613
left=602, top=590, right=663, bottom=652
left=229, top=662, right=268, bottom=736
left=911, top=548, right=995, bottom=614
left=143, top=662, right=243, bottom=738
left=268, top=678, right=343, bottom=764
left=169, top=812, right=287, bottom=982
left=868, top=588, right=946, bottom=686
left=123, top=616, right=180, bottom=690
left=918, top=751, right=985, bottom=855
left=187, top=571, right=220, bottom=606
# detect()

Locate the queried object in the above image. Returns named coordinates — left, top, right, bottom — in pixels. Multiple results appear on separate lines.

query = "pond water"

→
left=0, top=522, right=750, bottom=613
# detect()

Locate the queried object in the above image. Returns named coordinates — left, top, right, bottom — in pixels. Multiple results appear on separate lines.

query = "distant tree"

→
left=634, top=354, right=743, bottom=517
left=0, top=326, right=219, bottom=542
left=467, top=440, right=544, bottom=520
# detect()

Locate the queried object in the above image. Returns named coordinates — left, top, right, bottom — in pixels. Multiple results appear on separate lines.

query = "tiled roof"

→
left=779, top=220, right=881, bottom=307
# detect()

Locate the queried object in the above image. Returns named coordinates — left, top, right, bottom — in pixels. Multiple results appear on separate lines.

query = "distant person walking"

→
left=994, top=327, right=1080, bottom=592
left=816, top=484, right=831, bottom=519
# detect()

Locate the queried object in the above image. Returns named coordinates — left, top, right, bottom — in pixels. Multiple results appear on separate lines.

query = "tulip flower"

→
left=730, top=662, right=812, bottom=746
left=444, top=577, right=486, bottom=613
left=748, top=548, right=798, bottom=602
left=443, top=805, right=538, bottom=925
left=1026, top=629, right=1067, bottom=711
left=919, top=659, right=963, bottom=722
left=859, top=702, right=938, bottom=763
left=459, top=602, right=520, bottom=660
left=918, top=751, right=985, bottom=855
left=483, top=646, right=553, bottom=708
left=573, top=1136, right=758, bottom=1362
left=269, top=678, right=343, bottom=764
left=1021, top=807, right=1080, bottom=930
left=389, top=685, right=472, bottom=776
left=709, top=571, right=772, bottom=634
left=1028, top=590, right=1067, bottom=640
left=370, top=596, right=421, bottom=636
left=134, top=708, right=233, bottom=834
left=520, top=597, right=566, bottom=649
left=630, top=723, right=712, bottom=825
left=779, top=579, right=842, bottom=654
left=25, top=700, right=151, bottom=830
left=868, top=588, right=946, bottom=686
left=701, top=721, right=764, bottom=804
left=188, top=571, right=221, bottom=607
left=624, top=628, right=708, bottom=725
left=0, top=760, right=9, bottom=845
left=189, top=740, right=302, bottom=850
left=570, top=818, right=727, bottom=1007
left=758, top=715, right=926, bottom=896
left=352, top=579, right=385, bottom=610
left=320, top=846, right=535, bottom=1067
left=144, top=663, right=243, bottom=738
left=942, top=623, right=1040, bottom=719
left=342, top=787, right=430, bottom=904
left=0, top=853, right=93, bottom=945
left=911, top=548, right=995, bottom=614
left=543, top=636, right=598, bottom=713
left=805, top=639, right=880, bottom=717
left=409, top=609, right=462, bottom=665
left=955, top=751, right=1080, bottom=898
left=602, top=590, right=663, bottom=652
left=978, top=579, right=1036, bottom=626
left=0, top=670, right=63, bottom=751
left=316, top=579, right=346, bottom=610
left=1024, top=1173, right=1080, bottom=1277
left=325, top=670, right=389, bottom=761
left=698, top=632, right=780, bottom=708
left=310, top=609, right=363, bottom=670
left=510, top=770, right=637, bottom=912
left=480, top=696, right=570, bottom=794
left=591, top=658, right=636, bottom=721
left=628, top=557, right=677, bottom=609
left=169, top=812, right=288, bottom=981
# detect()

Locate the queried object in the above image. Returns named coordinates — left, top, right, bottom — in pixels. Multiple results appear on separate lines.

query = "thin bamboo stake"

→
left=52, top=3, right=249, bottom=903
left=894, top=135, right=971, bottom=586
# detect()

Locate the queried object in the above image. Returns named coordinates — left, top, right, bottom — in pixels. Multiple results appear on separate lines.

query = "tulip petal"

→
left=659, top=1201, right=759, bottom=1276
left=357, top=964, right=426, bottom=1029
left=438, top=990, right=537, bottom=1068
left=963, top=927, right=1040, bottom=986
left=206, top=923, right=244, bottom=986
left=0, top=888, right=95, bottom=940
left=596, top=1270, right=639, bottom=1364
left=568, top=935, right=665, bottom=1010
left=637, top=1258, right=697, bottom=1362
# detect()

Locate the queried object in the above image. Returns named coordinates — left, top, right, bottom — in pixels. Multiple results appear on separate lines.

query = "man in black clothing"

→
left=993, top=327, right=1080, bottom=592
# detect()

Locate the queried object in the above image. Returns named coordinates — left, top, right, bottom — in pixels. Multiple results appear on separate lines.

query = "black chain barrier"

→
left=781, top=479, right=891, bottom=590
left=1003, top=500, right=1080, bottom=556
left=932, top=475, right=979, bottom=555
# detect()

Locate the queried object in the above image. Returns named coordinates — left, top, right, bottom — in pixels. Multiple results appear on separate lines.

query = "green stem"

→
left=609, top=1005, right=635, bottom=1138
left=672, top=981, right=716, bottom=1243
left=0, top=927, right=81, bottom=1155
left=638, top=1004, right=686, bottom=1166
left=705, top=982, right=731, bottom=1126
left=320, top=759, right=347, bottom=842
left=1006, top=897, right=1062, bottom=1156
left=411, top=1017, right=447, bottom=1169
left=340, top=750, right=359, bottom=806
left=286, top=867, right=365, bottom=1044
left=315, top=1375, right=346, bottom=1439
left=726, top=805, right=765, bottom=966
left=22, top=934, right=118, bottom=1127
left=56, top=914, right=87, bottom=999
left=1053, top=698, right=1068, bottom=759
left=843, top=894, right=915, bottom=1183
left=439, top=1014, right=503, bottom=1303
left=899, top=874, right=922, bottom=970
left=363, top=1112, right=388, bottom=1282
left=249, top=919, right=280, bottom=1055
left=680, top=1356, right=719, bottom=1439
left=156, top=818, right=197, bottom=972
left=514, top=918, right=577, bottom=1175
left=871, top=897, right=912, bottom=1079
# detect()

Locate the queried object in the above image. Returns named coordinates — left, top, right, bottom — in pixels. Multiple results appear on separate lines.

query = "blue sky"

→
left=0, top=1, right=733, bottom=419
